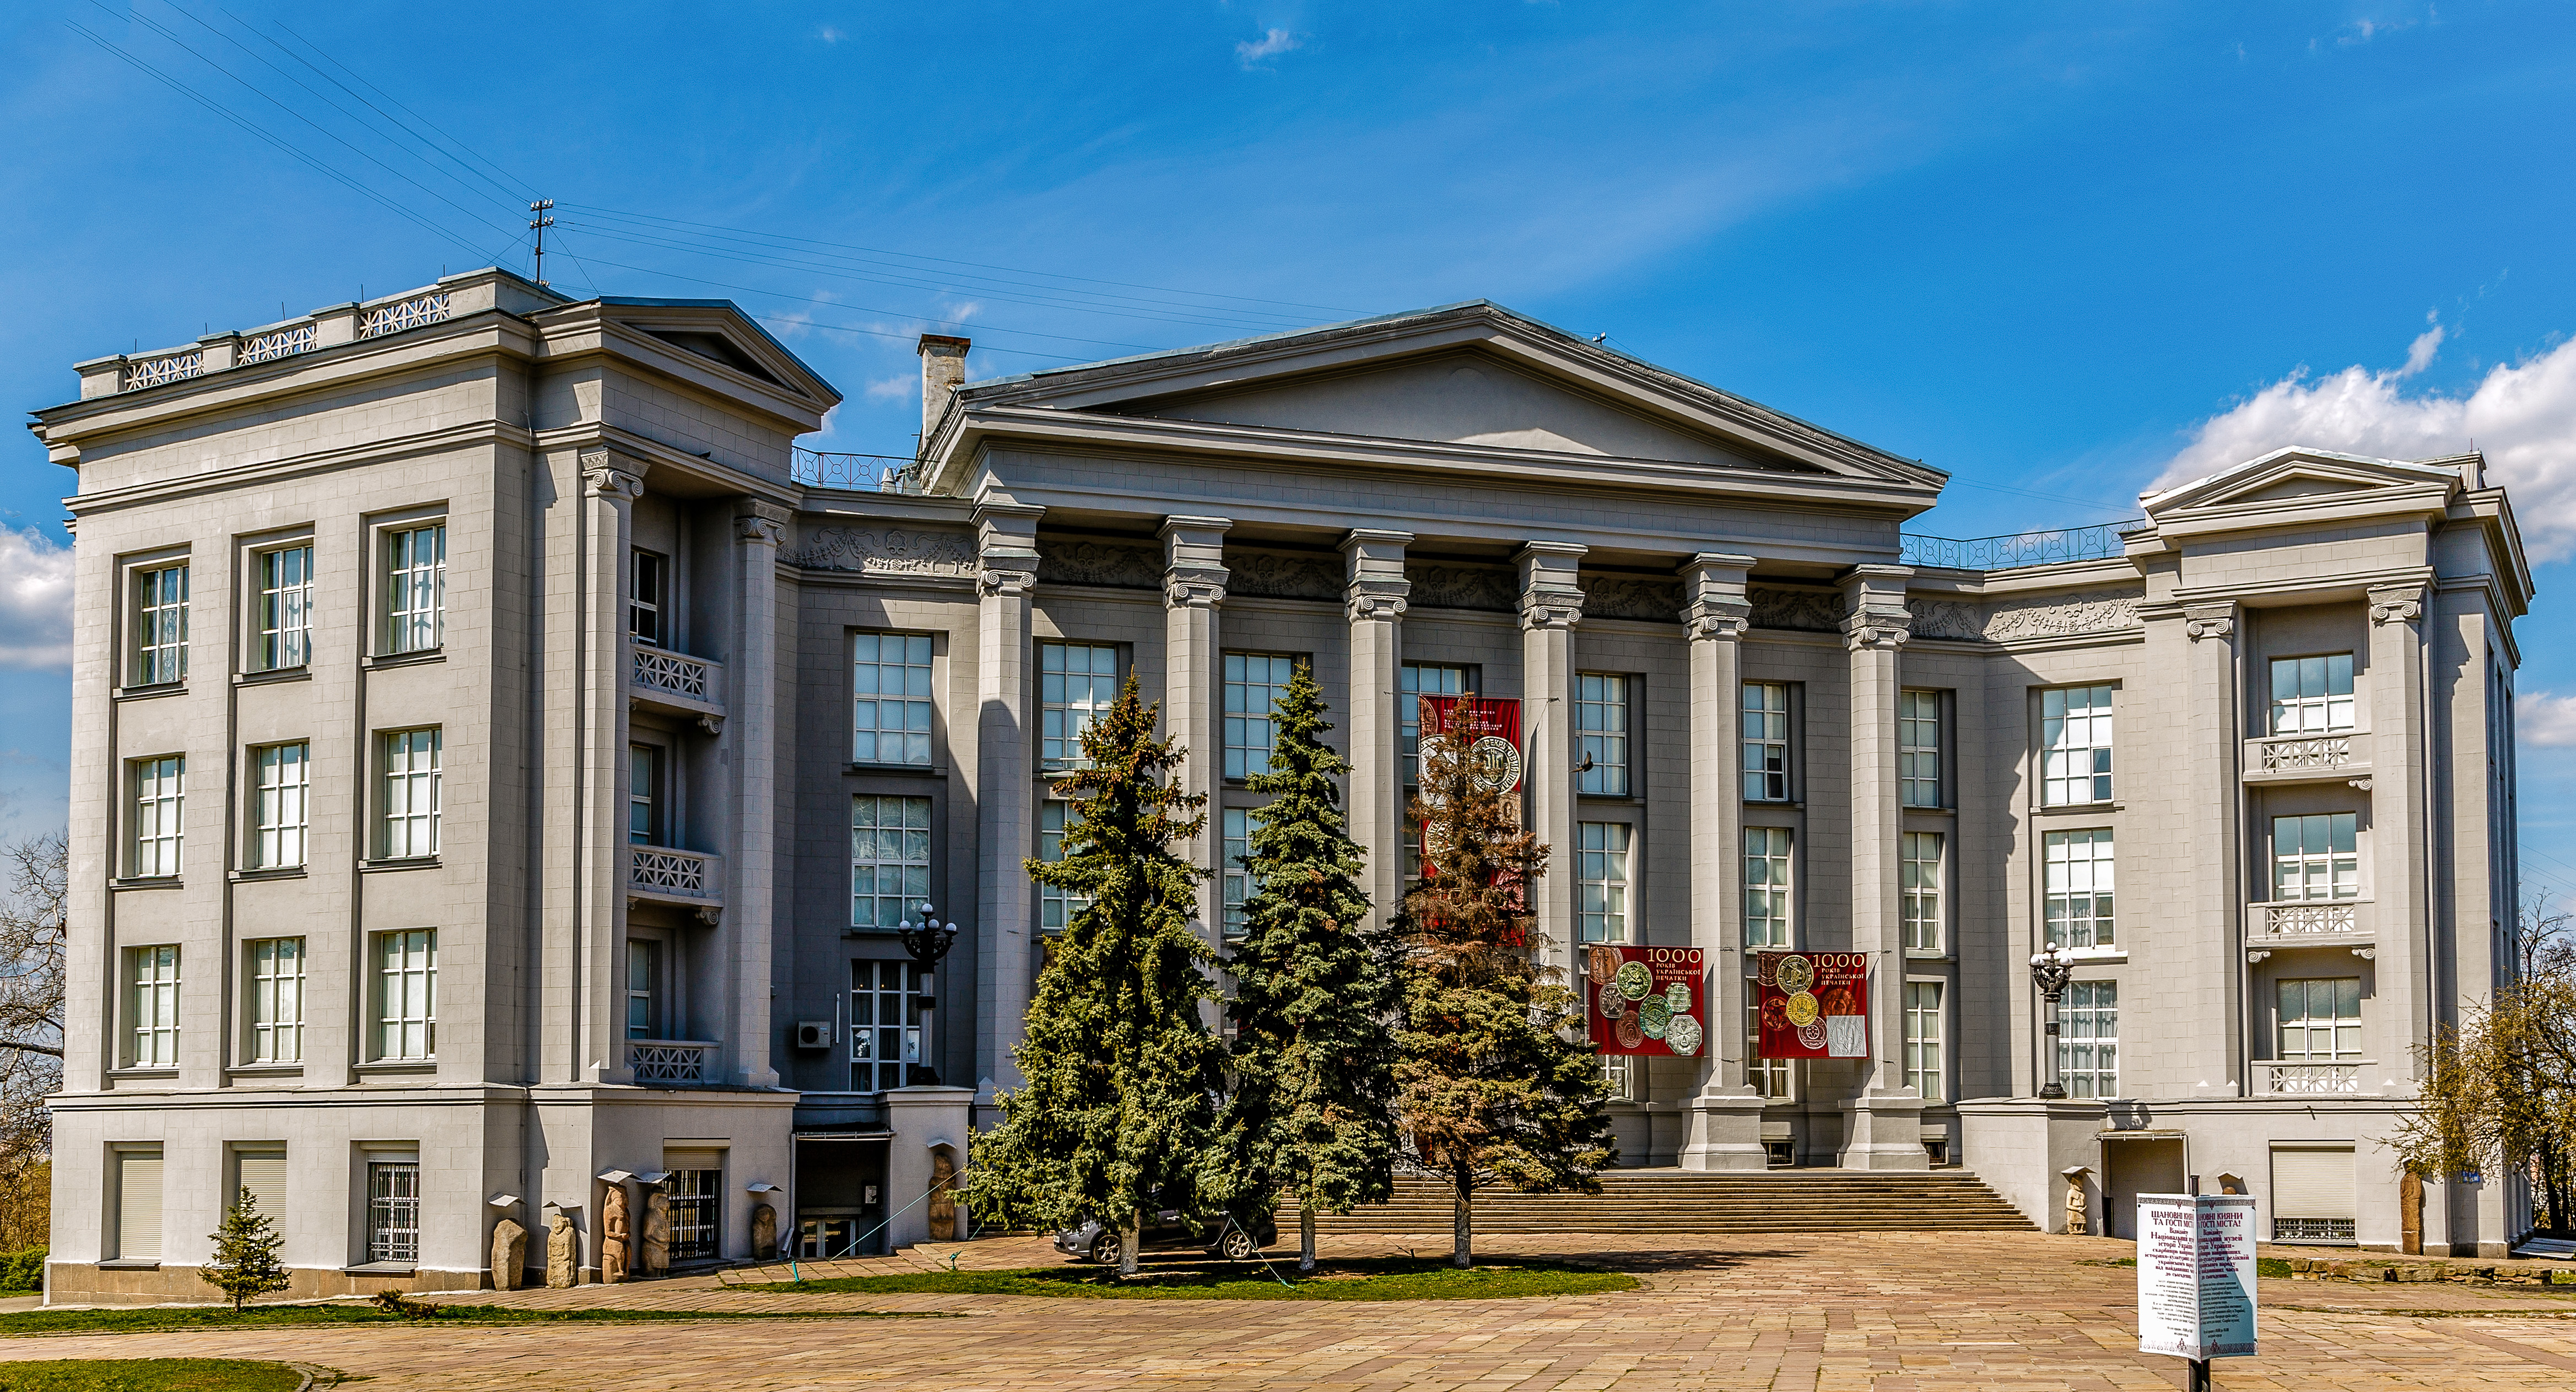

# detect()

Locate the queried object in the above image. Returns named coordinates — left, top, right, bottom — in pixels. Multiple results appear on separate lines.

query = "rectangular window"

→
left=1575, top=673, right=1630, bottom=797
left=1899, top=690, right=1943, bottom=808
left=628, top=745, right=662, bottom=846
left=126, top=944, right=181, bottom=1068
left=627, top=940, right=660, bottom=1039
left=2270, top=653, right=2356, bottom=735
left=850, top=795, right=932, bottom=929
left=1576, top=821, right=1632, bottom=944
left=1222, top=806, right=1254, bottom=941
left=852, top=632, right=934, bottom=765
left=2042, top=829, right=2114, bottom=949
left=1749, top=1006, right=1790, bottom=1099
left=247, top=937, right=304, bottom=1064
left=130, top=755, right=185, bottom=879
left=250, top=743, right=309, bottom=869
left=2278, top=977, right=2363, bottom=1062
left=1743, top=826, right=1794, bottom=948
left=1900, top=830, right=1942, bottom=952
left=2272, top=813, right=2359, bottom=902
left=384, top=523, right=446, bottom=654
left=235, top=1147, right=287, bottom=1222
left=1600, top=1052, right=1638, bottom=1103
left=1039, top=642, right=1118, bottom=769
left=114, top=1150, right=164, bottom=1262
left=380, top=729, right=442, bottom=859
left=850, top=958, right=937, bottom=1091
left=2272, top=1146, right=2357, bottom=1243
left=629, top=549, right=666, bottom=647
left=1742, top=682, right=1791, bottom=801
left=2040, top=685, right=2115, bottom=805
left=367, top=1161, right=420, bottom=1264
left=1903, top=981, right=1945, bottom=1102
left=666, top=1167, right=720, bottom=1261
left=1222, top=652, right=1297, bottom=781
left=132, top=563, right=189, bottom=685
left=256, top=546, right=312, bottom=670
left=1400, top=663, right=1471, bottom=787
left=376, top=929, right=436, bottom=1061
left=1037, top=801, right=1088, bottom=931
left=2060, top=981, right=2118, bottom=1098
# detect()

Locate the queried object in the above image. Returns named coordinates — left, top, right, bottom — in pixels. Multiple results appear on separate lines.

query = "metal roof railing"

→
left=793, top=448, right=929, bottom=494
left=1898, top=520, right=2143, bottom=572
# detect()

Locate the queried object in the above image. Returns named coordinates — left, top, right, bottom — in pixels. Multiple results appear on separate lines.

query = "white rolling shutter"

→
left=116, top=1151, right=164, bottom=1261
left=235, top=1149, right=287, bottom=1221
left=2272, top=1145, right=2356, bottom=1241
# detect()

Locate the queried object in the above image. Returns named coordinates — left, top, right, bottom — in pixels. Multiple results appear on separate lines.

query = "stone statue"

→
left=927, top=1151, right=958, bottom=1242
left=2062, top=1167, right=2091, bottom=1236
left=2400, top=1170, right=2424, bottom=1255
left=489, top=1217, right=528, bottom=1292
left=750, top=1203, right=779, bottom=1261
left=642, top=1189, right=671, bottom=1276
left=545, top=1212, right=577, bottom=1289
left=601, top=1184, right=631, bottom=1283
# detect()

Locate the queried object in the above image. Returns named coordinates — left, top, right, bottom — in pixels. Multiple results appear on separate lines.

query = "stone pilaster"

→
left=2184, top=600, right=2245, bottom=1097
left=726, top=500, right=790, bottom=1088
left=1838, top=562, right=1927, bottom=1169
left=1342, top=530, right=1412, bottom=926
left=579, top=453, right=644, bottom=1084
left=1163, top=517, right=1232, bottom=947
left=972, top=502, right=1042, bottom=1109
left=2366, top=583, right=2429, bottom=1088
left=1677, top=554, right=1767, bottom=1171
left=1517, top=542, right=1586, bottom=983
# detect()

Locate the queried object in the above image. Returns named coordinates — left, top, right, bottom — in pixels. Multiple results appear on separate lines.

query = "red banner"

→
left=1753, top=951, right=1870, bottom=1059
left=1584, top=945, right=1706, bottom=1057
left=1417, top=696, right=1524, bottom=874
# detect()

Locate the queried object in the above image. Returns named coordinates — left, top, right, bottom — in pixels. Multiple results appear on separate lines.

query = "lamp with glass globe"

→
left=2029, top=944, right=2079, bottom=1100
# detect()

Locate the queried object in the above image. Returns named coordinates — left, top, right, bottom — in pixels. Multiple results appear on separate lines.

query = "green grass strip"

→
left=0, top=1358, right=306, bottom=1391
left=743, top=1257, right=1637, bottom=1301
left=0, top=1304, right=941, bottom=1337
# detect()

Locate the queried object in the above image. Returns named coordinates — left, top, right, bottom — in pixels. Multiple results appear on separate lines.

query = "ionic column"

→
left=2366, top=584, right=2429, bottom=1090
left=1342, top=530, right=1412, bottom=926
left=2185, top=601, right=2245, bottom=1095
left=578, top=452, right=644, bottom=1084
left=1678, top=554, right=1766, bottom=1171
left=1163, top=517, right=1232, bottom=947
left=726, top=500, right=790, bottom=1088
left=1517, top=542, right=1586, bottom=982
left=1838, top=563, right=1927, bottom=1169
left=973, top=502, right=1042, bottom=1109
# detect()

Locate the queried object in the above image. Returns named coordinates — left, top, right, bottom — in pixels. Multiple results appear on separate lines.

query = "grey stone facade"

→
left=29, top=275, right=2533, bottom=1301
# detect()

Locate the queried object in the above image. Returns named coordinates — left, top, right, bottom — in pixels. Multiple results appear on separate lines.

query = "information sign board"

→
left=2136, top=1193, right=2259, bottom=1361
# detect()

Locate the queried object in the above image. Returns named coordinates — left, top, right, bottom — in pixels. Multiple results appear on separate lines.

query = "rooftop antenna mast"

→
left=529, top=199, right=556, bottom=288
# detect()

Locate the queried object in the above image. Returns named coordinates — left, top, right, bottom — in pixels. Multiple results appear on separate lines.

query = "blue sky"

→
left=6, top=2, right=2574, bottom=898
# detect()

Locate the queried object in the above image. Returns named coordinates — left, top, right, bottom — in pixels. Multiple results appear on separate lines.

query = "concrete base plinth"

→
left=1677, top=1091, right=1773, bottom=1172
left=1837, top=1092, right=1931, bottom=1171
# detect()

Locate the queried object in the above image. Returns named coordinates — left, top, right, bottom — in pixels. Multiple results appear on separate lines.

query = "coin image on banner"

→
left=1597, top=983, right=1627, bottom=1020
left=1796, top=1020, right=1827, bottom=1050
left=1586, top=945, right=1621, bottom=988
left=1784, top=990, right=1820, bottom=1027
left=1664, top=981, right=1691, bottom=1014
left=1615, top=1014, right=1645, bottom=1049
left=1666, top=1014, right=1703, bottom=1057
left=1756, top=954, right=1779, bottom=987
left=1639, top=995, right=1672, bottom=1039
left=1774, top=955, right=1815, bottom=993
left=1467, top=735, right=1525, bottom=795
left=1616, top=960, right=1654, bottom=1001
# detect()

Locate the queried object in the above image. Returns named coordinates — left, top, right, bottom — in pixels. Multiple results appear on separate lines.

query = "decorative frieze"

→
left=1748, top=586, right=1843, bottom=633
left=786, top=526, right=976, bottom=577
left=1406, top=562, right=1517, bottom=613
left=1033, top=537, right=1160, bottom=589
left=1579, top=573, right=1683, bottom=622
left=1226, top=550, right=1342, bottom=602
left=1749, top=584, right=2144, bottom=642
left=1980, top=589, right=2143, bottom=642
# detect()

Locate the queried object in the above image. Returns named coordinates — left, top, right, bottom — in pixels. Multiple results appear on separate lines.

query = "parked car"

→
left=1054, top=1204, right=1278, bottom=1265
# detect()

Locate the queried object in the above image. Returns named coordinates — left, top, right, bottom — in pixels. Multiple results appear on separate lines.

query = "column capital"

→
left=974, top=502, right=1043, bottom=600
left=1517, top=541, right=1587, bottom=631
left=1162, top=515, right=1232, bottom=611
left=2368, top=583, right=2427, bottom=626
left=1681, top=553, right=1756, bottom=641
left=579, top=451, right=645, bottom=501
left=733, top=497, right=793, bottom=547
left=2183, top=600, right=2238, bottom=641
left=1840, top=564, right=1913, bottom=651
left=1343, top=529, right=1412, bottom=623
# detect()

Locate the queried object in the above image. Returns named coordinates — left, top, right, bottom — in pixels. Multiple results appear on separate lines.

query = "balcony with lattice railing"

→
left=629, top=845, right=723, bottom=913
left=628, top=1039, right=719, bottom=1084
left=2260, top=1061, right=2367, bottom=1096
left=2259, top=899, right=2369, bottom=940
left=2245, top=730, right=2372, bottom=784
left=629, top=641, right=726, bottom=728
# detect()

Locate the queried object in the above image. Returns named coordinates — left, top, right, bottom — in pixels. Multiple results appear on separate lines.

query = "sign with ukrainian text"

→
left=1584, top=945, right=1706, bottom=1057
left=1752, top=951, right=1870, bottom=1059
left=2136, top=1194, right=2259, bottom=1361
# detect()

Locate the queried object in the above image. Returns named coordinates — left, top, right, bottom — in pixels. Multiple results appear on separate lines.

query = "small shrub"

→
left=0, top=1247, right=43, bottom=1292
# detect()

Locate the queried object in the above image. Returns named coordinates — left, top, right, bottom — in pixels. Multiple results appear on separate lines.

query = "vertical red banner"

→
left=1752, top=951, right=1870, bottom=1059
left=1583, top=945, right=1707, bottom=1057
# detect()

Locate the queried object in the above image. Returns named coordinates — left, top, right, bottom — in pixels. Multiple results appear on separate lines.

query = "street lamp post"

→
left=898, top=901, right=959, bottom=969
left=2029, top=944, right=2078, bottom=1101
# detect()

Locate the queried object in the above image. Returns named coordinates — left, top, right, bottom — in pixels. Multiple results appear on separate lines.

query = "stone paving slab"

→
left=10, top=1232, right=2576, bottom=1389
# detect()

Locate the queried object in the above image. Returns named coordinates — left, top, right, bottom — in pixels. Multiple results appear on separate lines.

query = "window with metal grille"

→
left=1904, top=981, right=1945, bottom=1101
left=850, top=958, right=937, bottom=1091
left=1742, top=826, right=1793, bottom=947
left=130, top=755, right=184, bottom=878
left=132, top=564, right=189, bottom=685
left=852, top=632, right=934, bottom=765
left=667, top=1168, right=720, bottom=1261
left=384, top=524, right=445, bottom=654
left=257, top=546, right=311, bottom=670
left=1037, top=800, right=1087, bottom=931
left=380, top=729, right=441, bottom=859
left=251, top=742, right=307, bottom=869
left=1400, top=663, right=1471, bottom=787
left=629, top=744, right=661, bottom=846
left=2278, top=977, right=2362, bottom=1061
left=1576, top=821, right=1631, bottom=944
left=629, top=549, right=666, bottom=647
left=2273, top=813, right=2359, bottom=902
left=376, top=929, right=436, bottom=1060
left=247, top=937, right=303, bottom=1064
left=2270, top=653, right=2355, bottom=735
left=368, top=1161, right=420, bottom=1264
left=1222, top=806, right=1254, bottom=940
left=2043, top=828, right=2114, bottom=949
left=2059, top=981, right=2117, bottom=1098
left=127, top=944, right=180, bottom=1067
left=1222, top=652, right=1296, bottom=780
left=850, top=795, right=931, bottom=929
left=1900, top=831, right=1942, bottom=952
left=1040, top=642, right=1117, bottom=768
left=1741, top=682, right=1791, bottom=801
left=1575, top=673, right=1630, bottom=796
left=628, top=940, right=660, bottom=1039
left=2040, top=685, right=2114, bottom=805
left=1899, top=690, right=1943, bottom=808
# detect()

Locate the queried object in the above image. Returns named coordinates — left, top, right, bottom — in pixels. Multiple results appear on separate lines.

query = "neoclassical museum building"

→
left=28, top=267, right=2532, bottom=1301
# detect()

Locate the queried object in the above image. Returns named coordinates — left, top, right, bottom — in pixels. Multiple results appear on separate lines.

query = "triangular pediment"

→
left=600, top=300, right=835, bottom=407
left=2145, top=448, right=2464, bottom=517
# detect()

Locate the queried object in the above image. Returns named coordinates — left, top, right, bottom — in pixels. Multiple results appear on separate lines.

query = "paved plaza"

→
left=6, top=1232, right=2576, bottom=1390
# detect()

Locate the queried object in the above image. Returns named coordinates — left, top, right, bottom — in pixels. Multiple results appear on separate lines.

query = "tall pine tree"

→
left=1218, top=662, right=1399, bottom=1272
left=1395, top=696, right=1614, bottom=1268
left=965, top=675, right=1228, bottom=1276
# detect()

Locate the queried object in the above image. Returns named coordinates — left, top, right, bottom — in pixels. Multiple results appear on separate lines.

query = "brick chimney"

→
left=917, top=334, right=971, bottom=457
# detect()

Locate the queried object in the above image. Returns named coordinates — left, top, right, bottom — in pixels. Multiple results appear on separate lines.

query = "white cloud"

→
left=863, top=375, right=913, bottom=402
left=0, top=529, right=72, bottom=670
left=817, top=25, right=846, bottom=44
left=2147, top=323, right=2576, bottom=561
left=2520, top=692, right=2576, bottom=749
left=1235, top=28, right=1301, bottom=67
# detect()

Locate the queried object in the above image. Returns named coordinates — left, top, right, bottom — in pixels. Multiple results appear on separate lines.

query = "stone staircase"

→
left=1314, top=1169, right=2035, bottom=1234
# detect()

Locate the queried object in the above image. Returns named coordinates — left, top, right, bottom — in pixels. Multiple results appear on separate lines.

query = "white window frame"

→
left=1576, top=820, right=1632, bottom=944
left=379, top=728, right=442, bottom=860
left=129, top=755, right=185, bottom=879
left=375, top=929, right=437, bottom=1061
left=2043, top=828, right=2114, bottom=949
left=1222, top=652, right=1297, bottom=781
left=850, top=795, right=932, bottom=929
left=1743, top=825, right=1794, bottom=948
left=627, top=938, right=660, bottom=1040
left=1742, top=681, right=1791, bottom=801
left=2277, top=977, right=2363, bottom=1063
left=629, top=547, right=666, bottom=647
left=1899, top=689, right=1942, bottom=808
left=250, top=741, right=309, bottom=870
left=2269, top=653, right=2356, bottom=735
left=1900, top=830, right=1942, bottom=952
left=852, top=632, right=935, bottom=766
left=2040, top=685, right=2115, bottom=806
left=126, top=944, right=181, bottom=1068
left=246, top=936, right=304, bottom=1064
left=255, top=545, right=312, bottom=671
left=131, top=562, right=190, bottom=686
left=1400, top=662, right=1471, bottom=788
left=628, top=743, right=662, bottom=847
left=1222, top=806, right=1255, bottom=941
left=850, top=957, right=935, bottom=1092
left=1575, top=672, right=1630, bottom=797
left=383, top=522, right=446, bottom=655
left=1903, top=980, right=1945, bottom=1101
left=367, top=1159, right=421, bottom=1264
left=1039, top=642, right=1118, bottom=770
left=2272, top=813, right=2359, bottom=902
left=1600, top=1052, right=1640, bottom=1103
left=2059, top=980, right=2117, bottom=1098
left=1037, top=800, right=1087, bottom=932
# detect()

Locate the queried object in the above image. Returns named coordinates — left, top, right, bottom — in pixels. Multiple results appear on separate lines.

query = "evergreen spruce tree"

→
left=1394, top=697, right=1614, bottom=1268
left=1218, top=662, right=1400, bottom=1272
left=201, top=1186, right=291, bottom=1312
left=965, top=675, right=1228, bottom=1277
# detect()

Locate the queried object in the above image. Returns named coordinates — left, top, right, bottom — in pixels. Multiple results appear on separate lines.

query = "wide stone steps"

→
left=1313, top=1171, right=2035, bottom=1233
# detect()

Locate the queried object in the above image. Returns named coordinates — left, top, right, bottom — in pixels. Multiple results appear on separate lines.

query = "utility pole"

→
left=529, top=199, right=556, bottom=288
